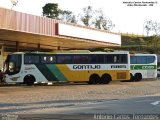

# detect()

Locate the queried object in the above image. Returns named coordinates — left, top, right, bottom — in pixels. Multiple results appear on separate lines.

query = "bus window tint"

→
left=24, top=55, right=39, bottom=64
left=105, top=54, right=127, bottom=64
left=73, top=55, right=89, bottom=64
left=105, top=55, right=113, bottom=63
left=130, top=56, right=137, bottom=64
left=49, top=56, right=56, bottom=63
left=57, top=55, right=72, bottom=64
left=147, top=56, right=155, bottom=64
left=120, top=54, right=127, bottom=63
left=89, top=55, right=104, bottom=63
left=131, top=56, right=155, bottom=64
left=137, top=56, right=147, bottom=64
left=41, top=56, right=56, bottom=63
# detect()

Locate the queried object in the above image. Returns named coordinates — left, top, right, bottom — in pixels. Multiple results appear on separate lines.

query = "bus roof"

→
left=130, top=53, right=157, bottom=56
left=9, top=51, right=129, bottom=55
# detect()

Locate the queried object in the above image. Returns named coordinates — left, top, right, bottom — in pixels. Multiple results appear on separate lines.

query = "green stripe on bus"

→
left=46, top=64, right=68, bottom=82
left=35, top=64, right=58, bottom=81
left=130, top=65, right=157, bottom=70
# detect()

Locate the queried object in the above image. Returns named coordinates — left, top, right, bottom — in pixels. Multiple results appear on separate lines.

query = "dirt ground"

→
left=0, top=79, right=160, bottom=114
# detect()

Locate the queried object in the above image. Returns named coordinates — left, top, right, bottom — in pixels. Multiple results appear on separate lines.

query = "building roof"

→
left=0, top=7, right=121, bottom=51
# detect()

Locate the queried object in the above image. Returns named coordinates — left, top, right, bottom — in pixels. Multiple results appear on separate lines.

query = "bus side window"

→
left=137, top=56, right=147, bottom=64
left=41, top=56, right=56, bottom=63
left=74, top=56, right=81, bottom=64
left=147, top=56, right=155, bottom=64
left=105, top=55, right=118, bottom=63
left=81, top=56, right=89, bottom=63
left=57, top=55, right=72, bottom=64
left=114, top=56, right=117, bottom=63
left=41, top=56, right=47, bottom=63
left=49, top=56, right=56, bottom=63
left=113, top=55, right=122, bottom=63
left=89, top=55, right=104, bottom=63
left=120, top=54, right=127, bottom=63
left=24, top=55, right=39, bottom=64
left=113, top=55, right=126, bottom=63
left=105, top=55, right=113, bottom=63
left=105, top=54, right=127, bottom=64
left=130, top=56, right=137, bottom=64
left=73, top=55, right=89, bottom=64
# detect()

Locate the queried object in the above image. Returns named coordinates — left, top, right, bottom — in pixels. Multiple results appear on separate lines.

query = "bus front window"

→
left=5, top=54, right=22, bottom=75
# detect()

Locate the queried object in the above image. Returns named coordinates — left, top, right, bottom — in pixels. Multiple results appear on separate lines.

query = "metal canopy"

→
left=0, top=29, right=119, bottom=52
left=0, top=7, right=120, bottom=52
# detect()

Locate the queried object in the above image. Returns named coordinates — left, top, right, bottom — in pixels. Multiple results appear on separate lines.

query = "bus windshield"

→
left=4, top=54, right=22, bottom=75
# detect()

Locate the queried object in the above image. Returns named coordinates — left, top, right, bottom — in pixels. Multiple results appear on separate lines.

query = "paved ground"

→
left=45, top=96, right=160, bottom=114
left=0, top=79, right=160, bottom=119
left=9, top=96, right=159, bottom=120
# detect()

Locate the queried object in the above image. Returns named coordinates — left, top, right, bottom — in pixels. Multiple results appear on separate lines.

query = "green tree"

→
left=146, top=35, right=160, bottom=53
left=59, top=10, right=77, bottom=24
left=93, top=9, right=115, bottom=31
left=42, top=3, right=77, bottom=24
left=79, top=6, right=93, bottom=27
left=42, top=3, right=59, bottom=19
left=79, top=6, right=115, bottom=31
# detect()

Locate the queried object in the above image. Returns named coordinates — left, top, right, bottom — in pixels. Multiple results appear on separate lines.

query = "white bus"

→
left=130, top=53, right=157, bottom=81
left=3, top=51, right=130, bottom=85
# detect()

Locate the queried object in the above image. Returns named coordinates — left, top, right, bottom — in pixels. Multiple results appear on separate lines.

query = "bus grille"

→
left=117, top=72, right=126, bottom=79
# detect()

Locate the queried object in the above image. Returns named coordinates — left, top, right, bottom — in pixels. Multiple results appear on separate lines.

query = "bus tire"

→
left=134, top=73, right=142, bottom=82
left=24, top=75, right=36, bottom=86
left=89, top=74, right=100, bottom=84
left=100, top=74, right=111, bottom=84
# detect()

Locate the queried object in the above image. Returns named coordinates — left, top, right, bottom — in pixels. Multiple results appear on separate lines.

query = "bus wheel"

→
left=24, top=75, right=36, bottom=86
left=134, top=73, right=142, bottom=82
left=100, top=74, right=111, bottom=84
left=89, top=74, right=100, bottom=84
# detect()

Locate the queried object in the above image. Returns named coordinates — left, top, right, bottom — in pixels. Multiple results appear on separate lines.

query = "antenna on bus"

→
left=11, top=0, right=18, bottom=10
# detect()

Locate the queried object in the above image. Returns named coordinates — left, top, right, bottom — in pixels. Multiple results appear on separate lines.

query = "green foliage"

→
left=122, top=35, right=146, bottom=46
left=118, top=35, right=160, bottom=54
left=89, top=47, right=114, bottom=52
left=42, top=3, right=77, bottom=24
left=41, top=4, right=159, bottom=54
left=42, top=4, right=115, bottom=30
left=90, top=35, right=160, bottom=54
left=89, top=47, right=104, bottom=52
left=42, top=3, right=59, bottom=19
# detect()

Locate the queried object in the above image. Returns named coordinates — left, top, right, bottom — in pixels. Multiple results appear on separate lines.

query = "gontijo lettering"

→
left=73, top=65, right=101, bottom=69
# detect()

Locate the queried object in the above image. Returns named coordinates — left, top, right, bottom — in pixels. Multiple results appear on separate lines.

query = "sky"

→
left=0, top=0, right=160, bottom=35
